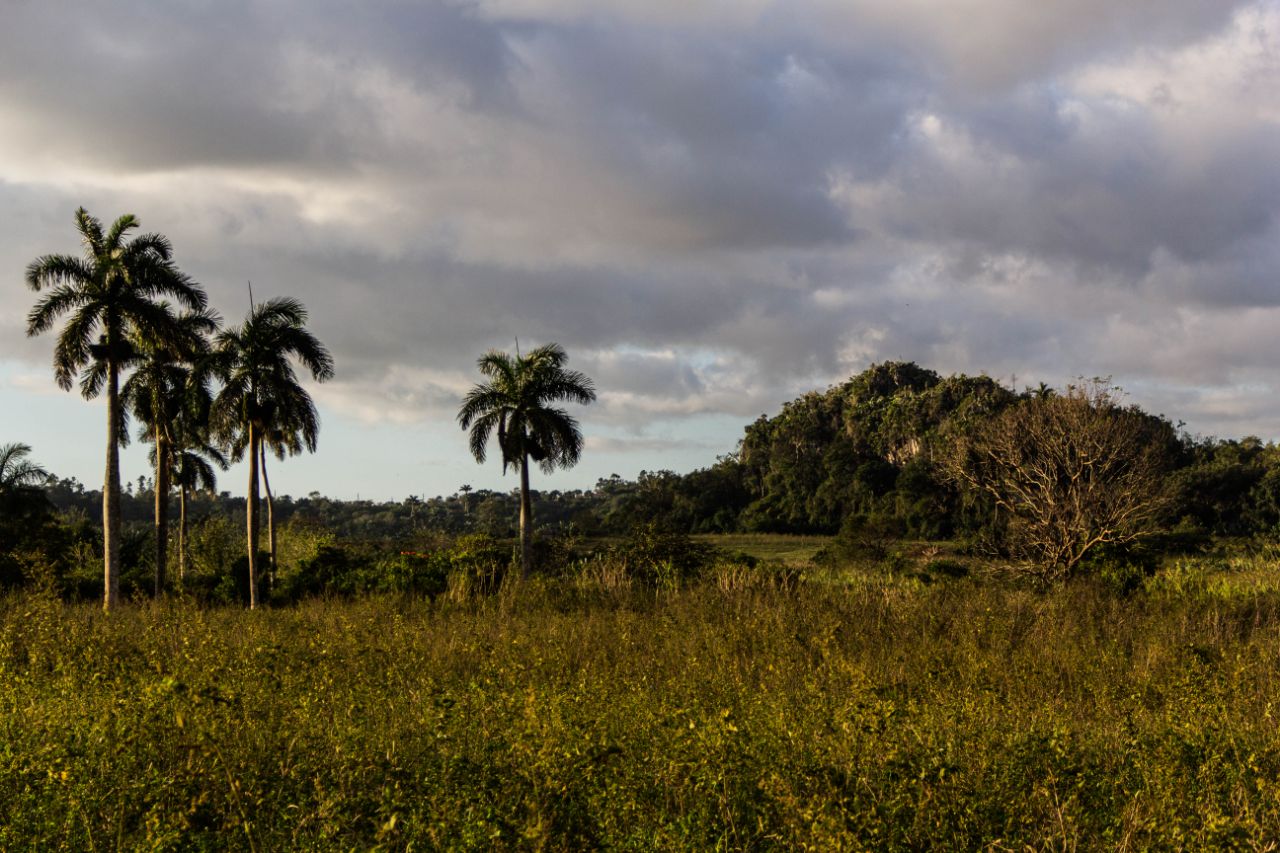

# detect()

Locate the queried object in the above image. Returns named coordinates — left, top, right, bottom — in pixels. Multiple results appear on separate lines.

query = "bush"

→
left=813, top=512, right=906, bottom=567
left=1079, top=542, right=1160, bottom=596
left=923, top=558, right=969, bottom=579
left=270, top=534, right=511, bottom=603
left=374, top=552, right=451, bottom=597
left=442, top=534, right=510, bottom=598
left=613, top=523, right=717, bottom=588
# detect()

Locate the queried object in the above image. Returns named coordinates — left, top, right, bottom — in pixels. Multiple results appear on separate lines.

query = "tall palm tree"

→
left=212, top=297, right=333, bottom=609
left=458, top=343, right=596, bottom=578
left=122, top=308, right=221, bottom=594
left=26, top=208, right=206, bottom=610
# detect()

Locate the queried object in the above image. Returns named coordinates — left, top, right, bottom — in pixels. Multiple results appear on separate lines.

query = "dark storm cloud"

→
left=3, top=0, right=1280, bottom=457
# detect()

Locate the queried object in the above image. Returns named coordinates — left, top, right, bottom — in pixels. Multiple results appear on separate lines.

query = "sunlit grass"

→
left=693, top=532, right=832, bottom=563
left=3, top=559, right=1280, bottom=849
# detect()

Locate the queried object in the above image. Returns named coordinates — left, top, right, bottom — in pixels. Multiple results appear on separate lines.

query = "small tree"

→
left=944, top=379, right=1175, bottom=581
left=0, top=443, right=52, bottom=587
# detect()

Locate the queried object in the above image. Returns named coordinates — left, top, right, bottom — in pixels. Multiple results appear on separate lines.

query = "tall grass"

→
left=3, top=560, right=1280, bottom=849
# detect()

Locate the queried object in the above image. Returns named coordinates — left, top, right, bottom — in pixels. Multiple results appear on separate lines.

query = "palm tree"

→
left=0, top=444, right=51, bottom=572
left=458, top=343, right=596, bottom=578
left=212, top=297, right=333, bottom=608
left=123, top=308, right=221, bottom=594
left=26, top=208, right=206, bottom=610
left=172, top=440, right=226, bottom=585
left=0, top=443, right=50, bottom=513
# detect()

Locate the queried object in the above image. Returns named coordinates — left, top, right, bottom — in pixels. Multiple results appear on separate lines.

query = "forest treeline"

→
left=8, top=360, right=1280, bottom=589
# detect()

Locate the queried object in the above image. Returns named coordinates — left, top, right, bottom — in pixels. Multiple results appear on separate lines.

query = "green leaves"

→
left=458, top=342, right=596, bottom=475
left=211, top=297, right=333, bottom=459
left=26, top=208, right=207, bottom=400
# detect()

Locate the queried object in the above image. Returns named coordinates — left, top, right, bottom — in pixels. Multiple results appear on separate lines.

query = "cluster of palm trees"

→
left=25, top=208, right=333, bottom=610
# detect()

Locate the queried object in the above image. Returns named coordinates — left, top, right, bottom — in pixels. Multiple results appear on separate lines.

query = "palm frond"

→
left=27, top=282, right=92, bottom=336
left=52, top=305, right=104, bottom=392
left=25, top=255, right=95, bottom=295
left=119, top=229, right=171, bottom=262
left=102, top=212, right=139, bottom=251
left=79, top=359, right=110, bottom=398
left=467, top=411, right=501, bottom=464
left=0, top=443, right=49, bottom=491
left=74, top=207, right=105, bottom=255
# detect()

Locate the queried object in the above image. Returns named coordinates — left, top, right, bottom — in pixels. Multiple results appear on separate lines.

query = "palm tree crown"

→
left=123, top=308, right=221, bottom=437
left=458, top=343, right=596, bottom=473
left=0, top=443, right=48, bottom=498
left=26, top=208, right=207, bottom=394
left=212, top=297, right=333, bottom=456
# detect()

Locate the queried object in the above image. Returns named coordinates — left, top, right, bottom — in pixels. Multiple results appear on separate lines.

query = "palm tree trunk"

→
left=104, top=353, right=122, bottom=612
left=260, top=441, right=277, bottom=592
left=154, top=428, right=169, bottom=596
left=247, top=423, right=260, bottom=610
left=519, top=452, right=532, bottom=580
left=178, top=483, right=188, bottom=585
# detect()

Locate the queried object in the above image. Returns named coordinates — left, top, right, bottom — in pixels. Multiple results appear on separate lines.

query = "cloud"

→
left=3, top=0, right=1280, bottom=498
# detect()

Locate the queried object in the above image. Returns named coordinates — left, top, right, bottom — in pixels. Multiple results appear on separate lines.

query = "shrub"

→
left=614, top=523, right=716, bottom=588
left=924, top=558, right=969, bottom=579
left=813, top=512, right=906, bottom=567
left=443, top=534, right=510, bottom=598
left=1079, top=542, right=1160, bottom=596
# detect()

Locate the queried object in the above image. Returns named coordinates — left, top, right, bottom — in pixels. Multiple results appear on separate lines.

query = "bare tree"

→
left=944, top=379, right=1175, bottom=581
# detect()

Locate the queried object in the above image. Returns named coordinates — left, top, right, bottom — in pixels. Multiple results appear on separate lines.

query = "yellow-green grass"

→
left=693, top=532, right=832, bottom=563
left=3, top=557, right=1280, bottom=849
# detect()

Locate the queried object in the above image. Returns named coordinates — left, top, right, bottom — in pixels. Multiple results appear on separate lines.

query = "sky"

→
left=2, top=0, right=1278, bottom=501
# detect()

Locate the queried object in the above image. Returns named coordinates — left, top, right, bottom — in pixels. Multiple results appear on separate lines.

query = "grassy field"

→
left=693, top=532, right=832, bottom=563
left=3, top=552, right=1280, bottom=849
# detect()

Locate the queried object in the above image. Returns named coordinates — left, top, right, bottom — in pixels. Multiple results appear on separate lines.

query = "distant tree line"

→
left=15, top=361, right=1280, bottom=567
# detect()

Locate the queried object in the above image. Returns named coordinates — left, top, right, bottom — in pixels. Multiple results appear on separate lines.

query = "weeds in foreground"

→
left=2, top=559, right=1280, bottom=849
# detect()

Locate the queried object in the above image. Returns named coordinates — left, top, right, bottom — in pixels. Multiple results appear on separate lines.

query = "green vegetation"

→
left=693, top=532, right=831, bottom=563
left=14, top=207, right=1280, bottom=846
left=5, top=554, right=1280, bottom=849
left=26, top=207, right=209, bottom=609
left=459, top=342, right=596, bottom=579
